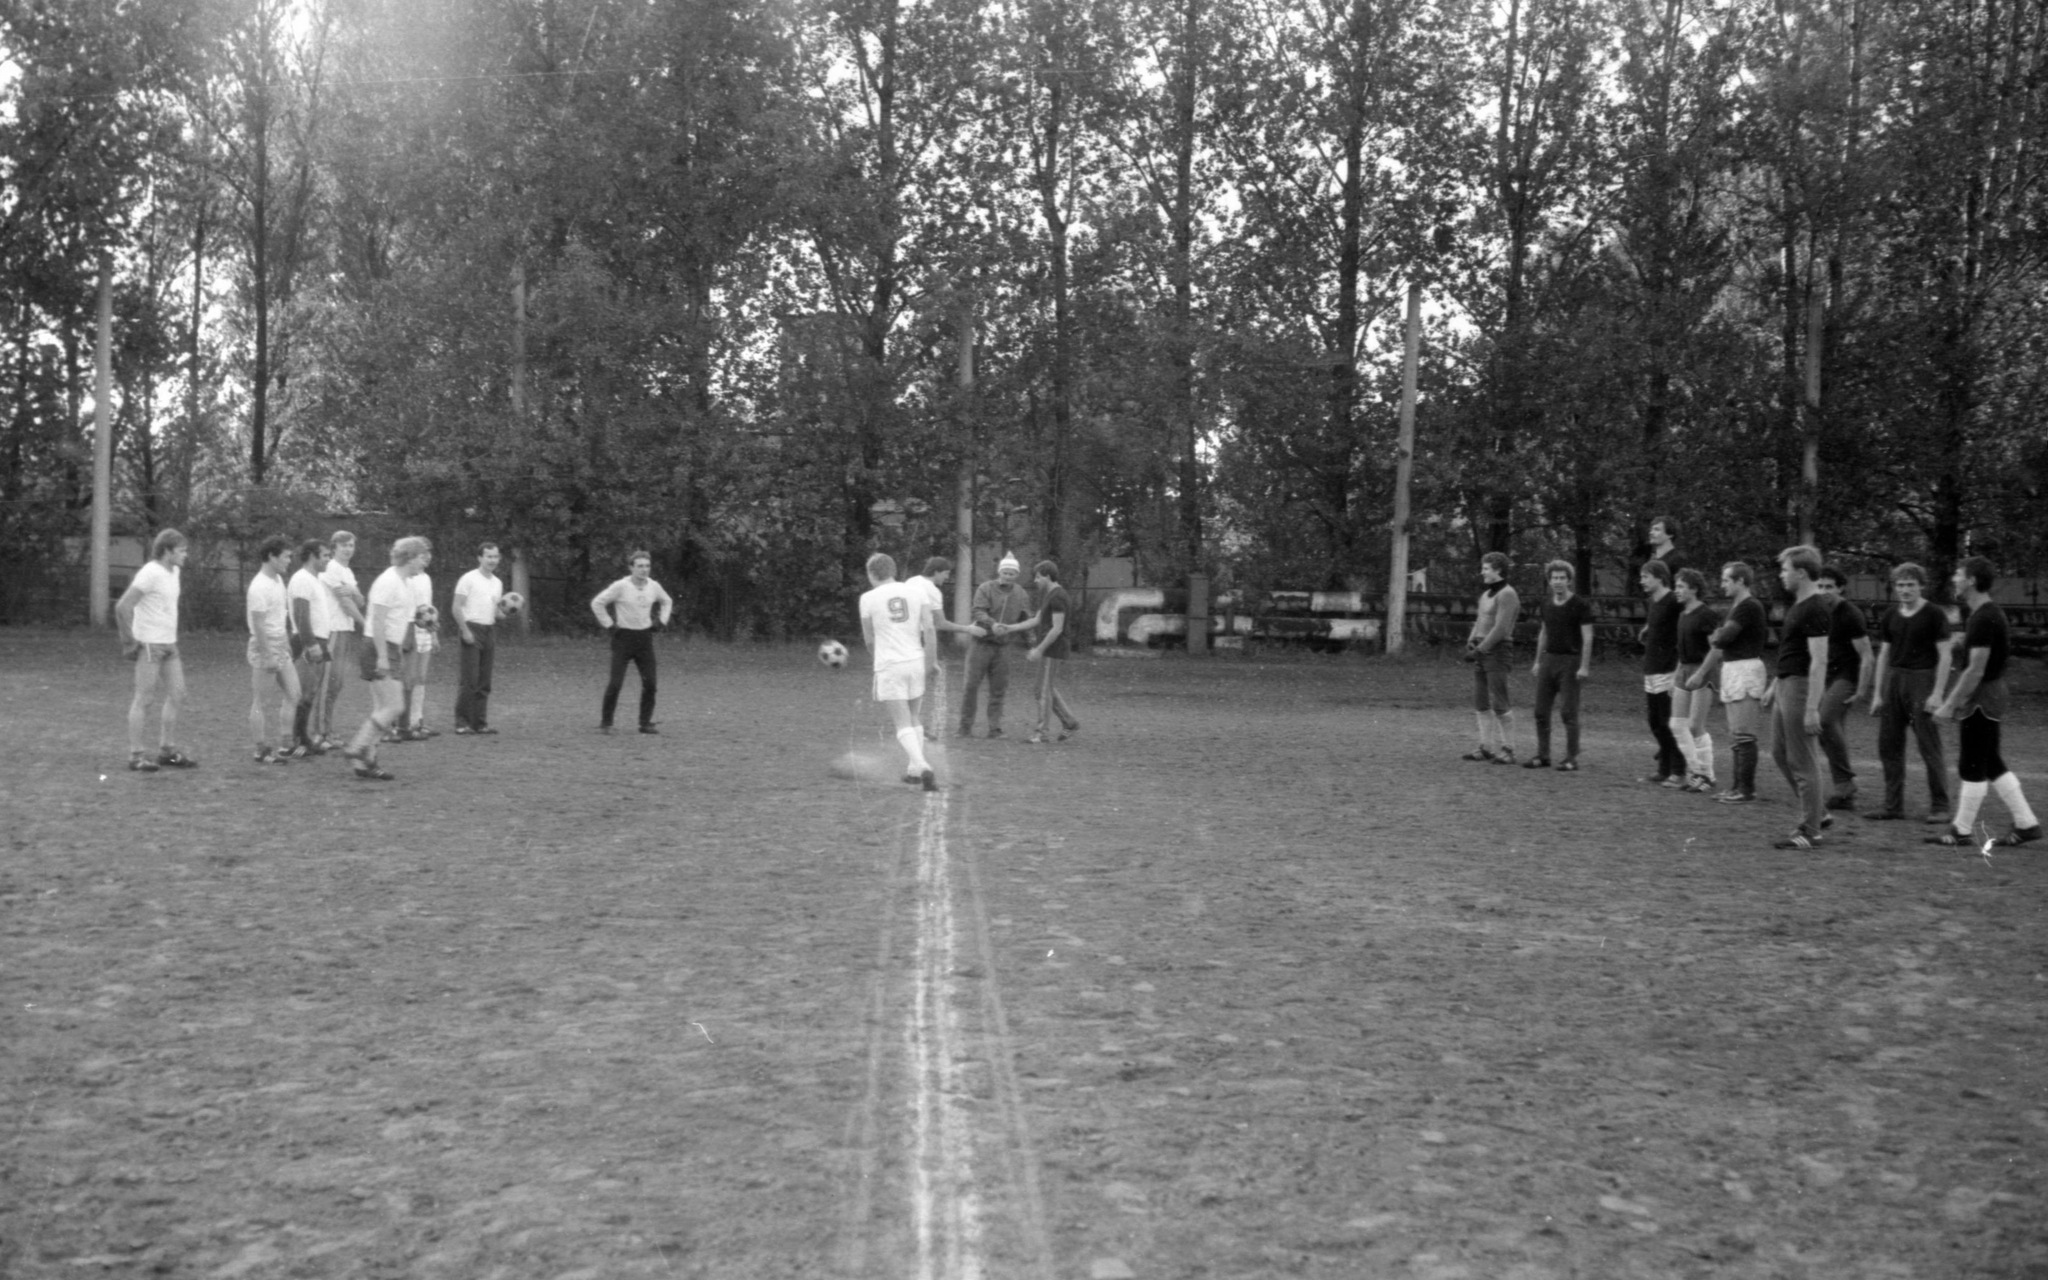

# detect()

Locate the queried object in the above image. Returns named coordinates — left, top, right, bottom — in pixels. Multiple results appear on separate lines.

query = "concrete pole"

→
left=1385, top=282, right=1422, bottom=654
left=90, top=252, right=114, bottom=627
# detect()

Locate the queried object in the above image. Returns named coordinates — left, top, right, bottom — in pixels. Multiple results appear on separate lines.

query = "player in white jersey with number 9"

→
left=859, top=552, right=939, bottom=792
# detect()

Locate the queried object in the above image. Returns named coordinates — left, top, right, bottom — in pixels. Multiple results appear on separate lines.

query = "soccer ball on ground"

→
left=818, top=639, right=849, bottom=669
left=499, top=591, right=526, bottom=617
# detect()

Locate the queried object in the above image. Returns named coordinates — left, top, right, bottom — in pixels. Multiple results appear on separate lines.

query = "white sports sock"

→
left=1474, top=712, right=1496, bottom=752
left=1952, top=780, right=1988, bottom=834
left=1697, top=731, right=1716, bottom=781
left=1496, top=711, right=1516, bottom=753
left=897, top=725, right=931, bottom=775
left=1992, top=774, right=2039, bottom=829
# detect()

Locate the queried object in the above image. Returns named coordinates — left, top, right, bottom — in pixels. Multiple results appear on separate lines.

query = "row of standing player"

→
left=858, top=552, right=1081, bottom=792
left=116, top=530, right=521, bottom=779
left=1461, top=533, right=2040, bottom=852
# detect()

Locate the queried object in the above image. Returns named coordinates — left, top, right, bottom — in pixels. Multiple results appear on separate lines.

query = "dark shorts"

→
left=1471, top=647, right=1511, bottom=712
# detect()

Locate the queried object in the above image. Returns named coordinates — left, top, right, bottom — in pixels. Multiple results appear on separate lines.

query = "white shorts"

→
left=873, top=659, right=926, bottom=704
left=1719, top=657, right=1768, bottom=703
left=1643, top=671, right=1677, bottom=695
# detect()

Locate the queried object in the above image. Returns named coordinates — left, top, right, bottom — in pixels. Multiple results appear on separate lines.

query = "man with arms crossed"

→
left=1524, top=560, right=1595, bottom=771
left=453, top=542, right=505, bottom=735
left=287, top=539, right=335, bottom=756
left=1864, top=563, right=1954, bottom=824
left=1024, top=559, right=1081, bottom=744
left=246, top=535, right=302, bottom=765
left=319, top=531, right=367, bottom=747
left=342, top=536, right=428, bottom=781
left=114, top=528, right=198, bottom=772
left=1762, top=546, right=1833, bottom=849
left=1814, top=564, right=1874, bottom=810
left=591, top=550, right=674, bottom=734
left=860, top=553, right=940, bottom=791
left=1926, top=558, right=2041, bottom=848
left=1461, top=550, right=1520, bottom=764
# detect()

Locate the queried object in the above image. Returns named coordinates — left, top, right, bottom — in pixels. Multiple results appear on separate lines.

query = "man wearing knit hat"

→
left=960, top=552, right=1037, bottom=738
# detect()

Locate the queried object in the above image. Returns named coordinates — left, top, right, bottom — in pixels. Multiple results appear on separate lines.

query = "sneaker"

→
left=351, top=761, right=395, bottom=781
left=1058, top=722, right=1079, bottom=741
left=920, top=768, right=939, bottom=793
left=639, top=724, right=660, bottom=735
left=127, top=754, right=159, bottom=773
left=1683, top=774, right=1714, bottom=794
left=1924, top=829, right=1970, bottom=847
left=455, top=726, right=472, bottom=735
left=1996, top=825, right=2043, bottom=847
left=285, top=743, right=313, bottom=760
left=1923, top=810, right=1954, bottom=826
left=599, top=725, right=615, bottom=735
left=1774, top=832, right=1823, bottom=850
left=1491, top=747, right=1517, bottom=766
left=1027, top=733, right=1048, bottom=744
left=1660, top=776, right=1687, bottom=789
left=1862, top=808, right=1906, bottom=820
left=1556, top=760, right=1580, bottom=772
left=1521, top=756, right=1551, bottom=769
left=1715, top=790, right=1758, bottom=804
left=1637, top=773, right=1670, bottom=784
left=987, top=728, right=1004, bottom=739
left=474, top=726, right=498, bottom=735
left=156, top=749, right=198, bottom=769
left=1824, top=794, right=1856, bottom=810
left=1462, top=748, right=1498, bottom=762
left=252, top=748, right=291, bottom=765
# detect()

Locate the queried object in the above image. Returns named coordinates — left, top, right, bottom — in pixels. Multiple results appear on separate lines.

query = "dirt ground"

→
left=3, top=627, right=2045, bottom=1280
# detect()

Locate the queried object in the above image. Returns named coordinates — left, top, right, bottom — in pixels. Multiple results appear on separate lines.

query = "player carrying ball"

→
left=859, top=552, right=940, bottom=792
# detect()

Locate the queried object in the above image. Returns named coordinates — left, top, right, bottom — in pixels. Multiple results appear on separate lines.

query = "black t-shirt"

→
left=1037, top=584, right=1072, bottom=659
left=1641, top=592, right=1680, bottom=674
left=1960, top=600, right=2009, bottom=686
left=1878, top=603, right=1951, bottom=670
left=1677, top=603, right=1721, bottom=666
left=1711, top=596, right=1769, bottom=662
left=1775, top=594, right=1832, bottom=679
left=1540, top=594, right=1596, bottom=656
left=1824, top=596, right=1868, bottom=687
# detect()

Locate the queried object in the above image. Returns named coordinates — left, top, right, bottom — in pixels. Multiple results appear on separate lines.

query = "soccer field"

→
left=4, top=628, right=2045, bottom=1279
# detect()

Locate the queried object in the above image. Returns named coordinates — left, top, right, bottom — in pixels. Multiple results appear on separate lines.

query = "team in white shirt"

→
left=859, top=552, right=942, bottom=792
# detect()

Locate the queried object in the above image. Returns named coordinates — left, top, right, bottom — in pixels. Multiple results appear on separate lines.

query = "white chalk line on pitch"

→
left=909, top=791, right=983, bottom=1280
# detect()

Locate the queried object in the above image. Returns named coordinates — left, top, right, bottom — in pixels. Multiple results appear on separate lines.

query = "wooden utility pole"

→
left=953, top=294, right=975, bottom=644
left=1385, top=283, right=1422, bottom=654
left=90, top=252, right=114, bottom=627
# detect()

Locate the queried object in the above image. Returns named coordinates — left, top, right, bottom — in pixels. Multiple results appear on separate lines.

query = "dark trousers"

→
left=1533, top=653, right=1582, bottom=760
left=1879, top=667, right=1949, bottom=813
left=1815, top=676, right=1857, bottom=798
left=456, top=624, right=496, bottom=729
left=1770, top=676, right=1827, bottom=837
left=602, top=627, right=657, bottom=728
left=960, top=643, right=1014, bottom=732
left=1646, top=687, right=1683, bottom=777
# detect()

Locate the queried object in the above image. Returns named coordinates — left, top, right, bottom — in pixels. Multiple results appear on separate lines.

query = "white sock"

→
left=1992, top=774, right=2039, bottom=829
left=1474, top=712, right=1496, bottom=752
left=1496, top=711, right=1516, bottom=753
left=1953, top=780, right=1988, bottom=834
left=896, top=726, right=931, bottom=774
left=1697, top=731, right=1716, bottom=782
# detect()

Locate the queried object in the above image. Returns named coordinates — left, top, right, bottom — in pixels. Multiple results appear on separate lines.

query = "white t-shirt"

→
left=288, top=566, right=334, bottom=638
left=128, top=560, right=180, bottom=644
left=859, top=580, right=929, bottom=670
left=320, top=561, right=361, bottom=633
left=368, top=567, right=414, bottom=645
left=247, top=571, right=290, bottom=644
left=453, top=569, right=503, bottom=625
left=592, top=576, right=672, bottom=631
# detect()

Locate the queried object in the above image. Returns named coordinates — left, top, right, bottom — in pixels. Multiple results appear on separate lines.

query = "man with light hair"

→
left=286, top=538, right=335, bottom=756
left=960, top=552, right=1037, bottom=738
left=113, top=527, right=198, bottom=772
left=342, top=536, right=429, bottom=780
left=591, top=549, right=673, bottom=734
left=1687, top=561, right=1769, bottom=803
left=903, top=555, right=985, bottom=738
left=859, top=552, right=940, bottom=791
left=398, top=538, right=437, bottom=739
